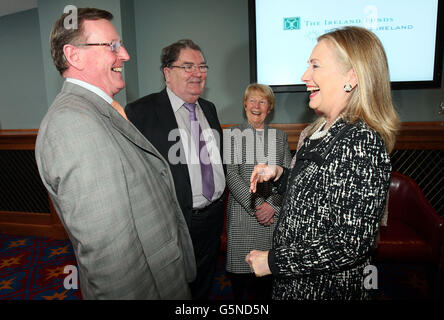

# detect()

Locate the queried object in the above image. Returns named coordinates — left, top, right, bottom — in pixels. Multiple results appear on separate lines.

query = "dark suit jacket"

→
left=125, top=89, right=225, bottom=227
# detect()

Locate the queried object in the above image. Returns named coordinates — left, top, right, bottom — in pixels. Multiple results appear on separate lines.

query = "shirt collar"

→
left=166, top=86, right=200, bottom=113
left=66, top=78, right=113, bottom=104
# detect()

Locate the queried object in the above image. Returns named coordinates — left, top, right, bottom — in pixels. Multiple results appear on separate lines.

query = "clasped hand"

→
left=245, top=250, right=271, bottom=277
left=255, top=202, right=274, bottom=226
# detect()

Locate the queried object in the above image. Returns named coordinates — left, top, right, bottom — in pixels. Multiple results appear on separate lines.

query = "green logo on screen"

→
left=284, top=17, right=301, bottom=30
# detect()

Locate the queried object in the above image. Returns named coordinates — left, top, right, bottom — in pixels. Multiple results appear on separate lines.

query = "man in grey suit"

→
left=35, top=8, right=195, bottom=299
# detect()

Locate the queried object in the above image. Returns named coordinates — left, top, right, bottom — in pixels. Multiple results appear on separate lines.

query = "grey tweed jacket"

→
left=35, top=82, right=196, bottom=299
left=225, top=121, right=291, bottom=273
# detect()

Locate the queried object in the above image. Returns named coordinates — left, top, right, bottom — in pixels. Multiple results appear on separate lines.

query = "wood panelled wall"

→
left=0, top=129, right=67, bottom=239
left=0, top=122, right=443, bottom=238
left=222, top=122, right=444, bottom=151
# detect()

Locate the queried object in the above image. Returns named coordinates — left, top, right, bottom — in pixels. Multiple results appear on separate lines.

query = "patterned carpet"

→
left=0, top=234, right=80, bottom=300
left=0, top=233, right=439, bottom=300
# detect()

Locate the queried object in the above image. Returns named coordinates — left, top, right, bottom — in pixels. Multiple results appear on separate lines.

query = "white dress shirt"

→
left=65, top=78, right=113, bottom=104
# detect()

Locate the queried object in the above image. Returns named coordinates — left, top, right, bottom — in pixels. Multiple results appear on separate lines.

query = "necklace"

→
left=309, top=115, right=343, bottom=140
left=309, top=120, right=328, bottom=140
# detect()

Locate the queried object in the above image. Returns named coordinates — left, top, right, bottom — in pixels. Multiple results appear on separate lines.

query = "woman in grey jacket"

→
left=225, top=84, right=291, bottom=299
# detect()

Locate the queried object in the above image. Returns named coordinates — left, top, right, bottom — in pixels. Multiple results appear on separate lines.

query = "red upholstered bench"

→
left=374, top=171, right=444, bottom=297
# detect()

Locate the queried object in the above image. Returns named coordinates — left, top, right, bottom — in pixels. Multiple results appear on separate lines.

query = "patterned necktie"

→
left=111, top=100, right=128, bottom=121
left=183, top=103, right=215, bottom=201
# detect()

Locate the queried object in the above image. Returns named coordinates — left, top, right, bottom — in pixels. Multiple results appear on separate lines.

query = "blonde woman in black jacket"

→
left=246, top=26, right=399, bottom=300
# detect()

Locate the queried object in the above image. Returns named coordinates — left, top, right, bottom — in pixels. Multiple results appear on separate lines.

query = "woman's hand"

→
left=255, top=202, right=274, bottom=226
left=245, top=250, right=271, bottom=277
left=249, top=164, right=283, bottom=193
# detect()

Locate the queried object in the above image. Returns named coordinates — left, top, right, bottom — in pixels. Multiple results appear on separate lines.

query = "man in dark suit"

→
left=125, top=39, right=226, bottom=300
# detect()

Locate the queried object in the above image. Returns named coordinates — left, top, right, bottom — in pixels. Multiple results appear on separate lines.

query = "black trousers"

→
left=189, top=198, right=225, bottom=300
left=228, top=272, right=273, bottom=300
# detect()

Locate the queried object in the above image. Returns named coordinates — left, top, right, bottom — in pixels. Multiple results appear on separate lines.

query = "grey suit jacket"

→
left=35, top=82, right=196, bottom=299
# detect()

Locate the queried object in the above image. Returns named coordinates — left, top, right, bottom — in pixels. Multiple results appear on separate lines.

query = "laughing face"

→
left=244, top=91, right=271, bottom=129
left=163, top=48, right=207, bottom=103
left=79, top=19, right=129, bottom=98
left=301, top=39, right=354, bottom=121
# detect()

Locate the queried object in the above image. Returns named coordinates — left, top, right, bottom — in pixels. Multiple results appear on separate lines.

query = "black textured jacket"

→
left=269, top=118, right=391, bottom=300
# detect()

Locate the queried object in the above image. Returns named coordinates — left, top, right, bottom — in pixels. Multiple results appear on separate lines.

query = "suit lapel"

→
left=155, top=90, right=192, bottom=182
left=198, top=98, right=224, bottom=165
left=62, top=82, right=167, bottom=161
left=109, top=114, right=168, bottom=160
left=157, top=89, right=183, bottom=148
left=199, top=98, right=219, bottom=132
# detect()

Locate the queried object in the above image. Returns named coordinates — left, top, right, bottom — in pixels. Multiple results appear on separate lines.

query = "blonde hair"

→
left=312, top=26, right=400, bottom=153
left=243, top=83, right=275, bottom=112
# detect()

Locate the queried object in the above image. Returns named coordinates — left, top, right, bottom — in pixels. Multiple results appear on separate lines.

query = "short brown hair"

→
left=160, top=39, right=204, bottom=70
left=50, top=8, right=113, bottom=75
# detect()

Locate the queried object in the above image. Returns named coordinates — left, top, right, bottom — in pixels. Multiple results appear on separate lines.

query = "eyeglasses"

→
left=247, top=98, right=268, bottom=106
left=76, top=40, right=123, bottom=52
left=169, top=64, right=209, bottom=73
